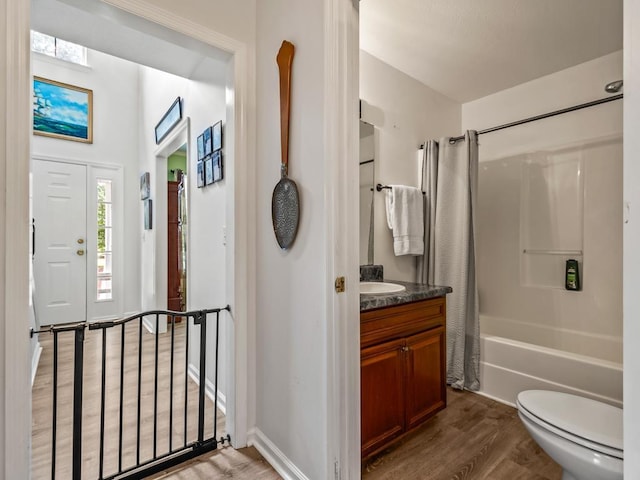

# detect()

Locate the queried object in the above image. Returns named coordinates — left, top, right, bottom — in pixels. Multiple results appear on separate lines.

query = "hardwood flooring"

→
left=32, top=320, right=280, bottom=480
left=362, top=388, right=562, bottom=480
left=33, top=323, right=558, bottom=479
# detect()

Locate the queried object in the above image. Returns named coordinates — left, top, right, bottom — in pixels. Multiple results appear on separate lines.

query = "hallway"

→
left=30, top=319, right=275, bottom=479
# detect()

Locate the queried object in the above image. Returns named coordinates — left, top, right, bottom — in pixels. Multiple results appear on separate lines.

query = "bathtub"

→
left=478, top=333, right=622, bottom=409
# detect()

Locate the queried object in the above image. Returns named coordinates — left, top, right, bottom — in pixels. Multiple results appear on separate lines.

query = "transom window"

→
left=97, top=180, right=113, bottom=301
left=31, top=30, right=87, bottom=66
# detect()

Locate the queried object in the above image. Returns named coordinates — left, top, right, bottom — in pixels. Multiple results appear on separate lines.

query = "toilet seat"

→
left=517, top=390, right=623, bottom=460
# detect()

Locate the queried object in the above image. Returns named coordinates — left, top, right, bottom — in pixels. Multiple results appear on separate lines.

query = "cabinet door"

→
left=405, top=326, right=446, bottom=430
left=361, top=337, right=405, bottom=458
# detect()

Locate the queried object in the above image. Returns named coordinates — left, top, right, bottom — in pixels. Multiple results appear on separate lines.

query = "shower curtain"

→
left=417, top=131, right=480, bottom=391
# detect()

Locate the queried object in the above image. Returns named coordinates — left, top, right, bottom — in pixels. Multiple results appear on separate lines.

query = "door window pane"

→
left=97, top=179, right=113, bottom=300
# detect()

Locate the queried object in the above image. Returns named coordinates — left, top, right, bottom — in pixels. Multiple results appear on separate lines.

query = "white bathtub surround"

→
left=417, top=131, right=480, bottom=390
left=481, top=314, right=622, bottom=363
left=479, top=334, right=622, bottom=408
left=464, top=53, right=623, bottom=415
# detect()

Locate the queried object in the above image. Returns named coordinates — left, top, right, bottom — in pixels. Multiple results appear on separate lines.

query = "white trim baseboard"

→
left=247, top=428, right=310, bottom=480
left=142, top=316, right=155, bottom=334
left=187, top=363, right=226, bottom=415
left=31, top=342, right=42, bottom=387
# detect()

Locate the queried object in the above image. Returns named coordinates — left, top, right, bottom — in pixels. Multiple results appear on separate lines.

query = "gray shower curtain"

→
left=417, top=131, right=480, bottom=391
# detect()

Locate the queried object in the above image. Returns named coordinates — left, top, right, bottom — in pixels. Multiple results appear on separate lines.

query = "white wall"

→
left=137, top=59, right=230, bottom=399
left=464, top=51, right=623, bottom=364
left=32, top=49, right=142, bottom=318
left=359, top=50, right=461, bottom=282
left=254, top=1, right=329, bottom=478
left=623, top=0, right=640, bottom=472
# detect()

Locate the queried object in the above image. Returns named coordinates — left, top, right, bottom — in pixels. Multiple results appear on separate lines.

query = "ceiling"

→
left=360, top=0, right=623, bottom=103
left=32, top=0, right=230, bottom=81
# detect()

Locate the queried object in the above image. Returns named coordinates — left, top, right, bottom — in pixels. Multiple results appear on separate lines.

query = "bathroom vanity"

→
left=360, top=282, right=451, bottom=459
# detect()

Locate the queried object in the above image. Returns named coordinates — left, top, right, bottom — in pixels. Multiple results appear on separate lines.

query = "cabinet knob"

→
left=77, top=249, right=85, bottom=256
left=401, top=346, right=409, bottom=352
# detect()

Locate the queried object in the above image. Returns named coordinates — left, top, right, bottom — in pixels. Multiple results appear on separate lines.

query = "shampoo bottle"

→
left=565, top=259, right=581, bottom=291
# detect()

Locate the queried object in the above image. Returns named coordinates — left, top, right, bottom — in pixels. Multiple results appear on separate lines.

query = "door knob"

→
left=77, top=249, right=85, bottom=256
left=77, top=238, right=84, bottom=244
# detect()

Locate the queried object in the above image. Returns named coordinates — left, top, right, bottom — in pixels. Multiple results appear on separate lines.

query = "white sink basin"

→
left=360, top=282, right=406, bottom=295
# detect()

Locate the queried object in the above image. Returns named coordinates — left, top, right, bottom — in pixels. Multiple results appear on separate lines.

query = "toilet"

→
left=516, top=390, right=623, bottom=480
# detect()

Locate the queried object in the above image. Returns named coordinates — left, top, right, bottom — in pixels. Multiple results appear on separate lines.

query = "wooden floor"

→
left=32, top=320, right=280, bottom=480
left=362, top=388, right=562, bottom=480
left=33, top=324, right=559, bottom=479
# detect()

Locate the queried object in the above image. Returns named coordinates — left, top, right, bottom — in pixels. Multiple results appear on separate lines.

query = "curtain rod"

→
left=420, top=93, right=623, bottom=147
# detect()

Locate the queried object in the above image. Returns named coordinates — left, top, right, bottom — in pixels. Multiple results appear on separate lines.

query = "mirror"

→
left=360, top=121, right=375, bottom=265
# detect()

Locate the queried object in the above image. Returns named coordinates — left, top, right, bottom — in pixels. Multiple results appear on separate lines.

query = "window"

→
left=31, top=30, right=87, bottom=66
left=97, top=180, right=113, bottom=301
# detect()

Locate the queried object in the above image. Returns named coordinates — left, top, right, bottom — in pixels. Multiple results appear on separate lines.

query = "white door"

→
left=33, top=159, right=87, bottom=326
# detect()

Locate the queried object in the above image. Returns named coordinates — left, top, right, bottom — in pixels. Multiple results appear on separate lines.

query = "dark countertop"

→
left=360, top=280, right=452, bottom=312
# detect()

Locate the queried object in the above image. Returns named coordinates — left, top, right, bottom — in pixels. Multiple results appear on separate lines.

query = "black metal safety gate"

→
left=31, top=306, right=231, bottom=480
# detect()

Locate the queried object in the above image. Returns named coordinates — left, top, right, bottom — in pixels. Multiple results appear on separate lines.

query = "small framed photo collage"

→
left=196, top=120, right=223, bottom=188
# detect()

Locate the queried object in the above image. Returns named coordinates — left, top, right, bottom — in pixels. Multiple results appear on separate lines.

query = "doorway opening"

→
left=28, top=0, right=248, bottom=477
left=167, top=143, right=188, bottom=319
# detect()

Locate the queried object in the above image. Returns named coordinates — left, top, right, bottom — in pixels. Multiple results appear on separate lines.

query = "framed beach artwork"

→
left=212, top=120, right=222, bottom=151
left=140, top=172, right=150, bottom=200
left=204, top=155, right=214, bottom=185
left=212, top=150, right=223, bottom=183
left=144, top=199, right=153, bottom=230
left=197, top=134, right=205, bottom=160
left=203, top=126, right=213, bottom=156
left=155, top=97, right=182, bottom=144
left=197, top=160, right=205, bottom=188
left=33, top=76, right=93, bottom=143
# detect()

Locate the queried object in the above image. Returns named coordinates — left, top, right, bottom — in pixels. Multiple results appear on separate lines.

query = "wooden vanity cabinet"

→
left=361, top=297, right=446, bottom=459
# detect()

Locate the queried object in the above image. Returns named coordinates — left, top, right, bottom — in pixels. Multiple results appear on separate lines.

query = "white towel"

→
left=385, top=185, right=424, bottom=256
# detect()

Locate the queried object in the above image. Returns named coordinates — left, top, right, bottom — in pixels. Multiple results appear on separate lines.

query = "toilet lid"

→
left=517, top=390, right=623, bottom=452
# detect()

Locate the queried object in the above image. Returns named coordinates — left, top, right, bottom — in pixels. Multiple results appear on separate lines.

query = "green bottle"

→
left=565, top=259, right=580, bottom=291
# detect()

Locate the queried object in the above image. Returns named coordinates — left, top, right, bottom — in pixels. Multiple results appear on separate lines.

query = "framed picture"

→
left=212, top=150, right=224, bottom=183
left=196, top=160, right=205, bottom=188
left=140, top=172, right=150, bottom=200
left=33, top=76, right=93, bottom=143
left=203, top=126, right=213, bottom=156
left=212, top=121, right=222, bottom=151
left=144, top=199, right=153, bottom=230
left=155, top=97, right=182, bottom=144
left=197, top=134, right=205, bottom=160
left=204, top=155, right=214, bottom=185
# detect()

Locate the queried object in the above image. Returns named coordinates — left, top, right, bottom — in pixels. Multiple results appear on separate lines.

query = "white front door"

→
left=33, top=159, right=87, bottom=325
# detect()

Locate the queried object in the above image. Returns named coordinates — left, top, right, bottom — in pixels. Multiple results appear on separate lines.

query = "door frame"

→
left=1, top=2, right=255, bottom=478
left=74, top=0, right=256, bottom=451
left=324, top=0, right=361, bottom=477
left=2, top=0, right=32, bottom=477
left=152, top=118, right=190, bottom=335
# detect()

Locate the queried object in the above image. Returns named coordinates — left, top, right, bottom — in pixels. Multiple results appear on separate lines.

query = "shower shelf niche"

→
left=520, top=152, right=584, bottom=289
